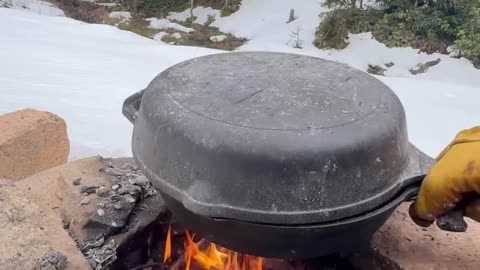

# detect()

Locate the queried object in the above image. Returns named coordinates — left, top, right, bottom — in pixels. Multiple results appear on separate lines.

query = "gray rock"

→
left=124, top=194, right=136, bottom=204
left=367, top=64, right=387, bottom=76
left=384, top=62, right=395, bottom=68
left=80, top=185, right=97, bottom=194
left=83, top=238, right=117, bottom=270
left=80, top=197, right=91, bottom=205
left=72, top=177, right=82, bottom=186
left=96, top=186, right=109, bottom=197
left=37, top=251, right=68, bottom=270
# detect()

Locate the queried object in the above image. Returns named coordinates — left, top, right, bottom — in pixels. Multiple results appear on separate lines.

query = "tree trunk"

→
left=223, top=0, right=229, bottom=9
left=190, top=0, right=194, bottom=22
left=359, top=0, right=363, bottom=8
left=132, top=0, right=137, bottom=14
left=351, top=0, right=356, bottom=9
left=287, top=9, right=295, bottom=23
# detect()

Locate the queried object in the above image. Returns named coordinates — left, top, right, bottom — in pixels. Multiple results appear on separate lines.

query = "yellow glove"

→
left=409, top=126, right=480, bottom=229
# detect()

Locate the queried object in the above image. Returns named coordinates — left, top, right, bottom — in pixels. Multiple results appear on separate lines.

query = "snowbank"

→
left=146, top=18, right=195, bottom=33
left=3, top=0, right=64, bottom=16
left=0, top=8, right=219, bottom=159
left=1, top=0, right=480, bottom=159
left=379, top=77, right=480, bottom=157
left=167, top=6, right=221, bottom=25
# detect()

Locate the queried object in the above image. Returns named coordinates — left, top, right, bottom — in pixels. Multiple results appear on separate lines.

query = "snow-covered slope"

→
left=211, top=0, right=480, bottom=88
left=0, top=8, right=219, bottom=159
left=4, top=0, right=65, bottom=16
left=1, top=0, right=479, bottom=160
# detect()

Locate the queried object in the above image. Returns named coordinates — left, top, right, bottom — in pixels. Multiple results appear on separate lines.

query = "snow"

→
left=167, top=6, right=221, bottom=25
left=153, top=31, right=169, bottom=42
left=146, top=18, right=195, bottom=33
left=1, top=0, right=480, bottom=160
left=4, top=0, right=64, bottom=16
left=379, top=77, right=480, bottom=157
left=0, top=8, right=220, bottom=159
left=170, top=32, right=182, bottom=39
left=212, top=0, right=480, bottom=88
left=97, top=2, right=118, bottom=7
left=109, top=11, right=131, bottom=20
left=210, top=34, right=227, bottom=42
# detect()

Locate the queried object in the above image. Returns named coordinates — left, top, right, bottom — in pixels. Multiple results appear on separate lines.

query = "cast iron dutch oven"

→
left=123, top=52, right=435, bottom=259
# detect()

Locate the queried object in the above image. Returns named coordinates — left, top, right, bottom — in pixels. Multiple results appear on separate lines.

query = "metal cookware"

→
left=123, top=52, right=434, bottom=258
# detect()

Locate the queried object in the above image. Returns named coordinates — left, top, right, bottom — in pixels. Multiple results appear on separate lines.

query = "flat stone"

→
left=16, top=156, right=111, bottom=245
left=0, top=179, right=90, bottom=269
left=372, top=203, right=480, bottom=269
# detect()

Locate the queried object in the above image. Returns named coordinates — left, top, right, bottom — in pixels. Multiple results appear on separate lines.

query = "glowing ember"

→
left=163, top=225, right=263, bottom=270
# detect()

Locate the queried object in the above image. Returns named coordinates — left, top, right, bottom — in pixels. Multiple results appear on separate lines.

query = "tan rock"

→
left=16, top=156, right=111, bottom=244
left=0, top=179, right=90, bottom=269
left=16, top=156, right=165, bottom=269
left=373, top=203, right=480, bottom=269
left=0, top=109, right=70, bottom=180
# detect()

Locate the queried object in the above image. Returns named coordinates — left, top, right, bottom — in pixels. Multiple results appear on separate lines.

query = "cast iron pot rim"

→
left=133, top=149, right=420, bottom=225
left=159, top=176, right=422, bottom=258
left=194, top=175, right=422, bottom=227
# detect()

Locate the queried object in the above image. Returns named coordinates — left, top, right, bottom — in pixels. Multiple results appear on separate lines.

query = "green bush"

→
left=372, top=10, right=416, bottom=47
left=138, top=0, right=241, bottom=17
left=453, top=3, right=480, bottom=67
left=342, top=8, right=383, bottom=33
left=454, top=30, right=480, bottom=67
left=316, top=0, right=480, bottom=67
left=314, top=11, right=349, bottom=50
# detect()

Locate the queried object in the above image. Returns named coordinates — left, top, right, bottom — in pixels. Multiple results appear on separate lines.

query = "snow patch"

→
left=167, top=6, right=221, bottom=25
left=97, top=2, right=118, bottom=7
left=5, top=0, right=64, bottom=16
left=109, top=11, right=131, bottom=20
left=210, top=35, right=227, bottom=43
left=152, top=31, right=169, bottom=42
left=170, top=32, right=182, bottom=39
left=146, top=18, right=195, bottom=33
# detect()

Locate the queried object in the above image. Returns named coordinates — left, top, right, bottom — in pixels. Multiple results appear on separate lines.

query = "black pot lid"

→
left=128, top=52, right=434, bottom=225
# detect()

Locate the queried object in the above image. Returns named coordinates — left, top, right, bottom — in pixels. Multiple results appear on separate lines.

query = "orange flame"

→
left=164, top=225, right=172, bottom=263
left=164, top=226, right=263, bottom=270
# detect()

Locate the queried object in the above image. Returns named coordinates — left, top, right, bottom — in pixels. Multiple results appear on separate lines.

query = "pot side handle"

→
left=401, top=174, right=425, bottom=202
left=122, top=89, right=145, bottom=124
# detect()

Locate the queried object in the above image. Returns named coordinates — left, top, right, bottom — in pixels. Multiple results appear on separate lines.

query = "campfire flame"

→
left=163, top=225, right=172, bottom=263
left=164, top=225, right=263, bottom=270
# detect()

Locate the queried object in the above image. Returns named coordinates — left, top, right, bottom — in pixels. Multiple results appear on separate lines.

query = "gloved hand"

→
left=409, top=126, right=480, bottom=231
